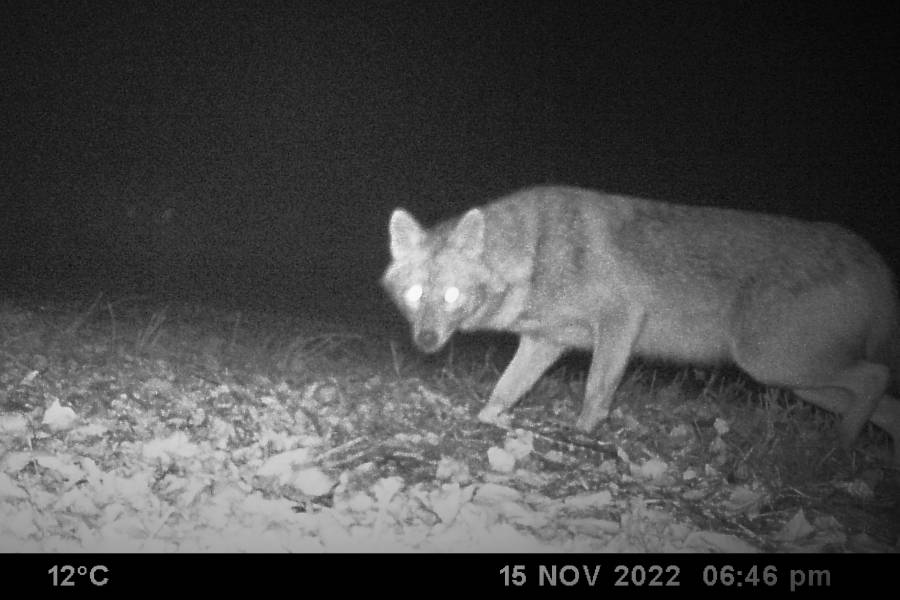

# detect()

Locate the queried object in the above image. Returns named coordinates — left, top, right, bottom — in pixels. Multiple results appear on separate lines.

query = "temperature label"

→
left=48, top=565, right=110, bottom=587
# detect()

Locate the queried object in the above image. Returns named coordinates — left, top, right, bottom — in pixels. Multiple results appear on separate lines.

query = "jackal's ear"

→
left=389, top=209, right=424, bottom=260
left=449, top=208, right=485, bottom=257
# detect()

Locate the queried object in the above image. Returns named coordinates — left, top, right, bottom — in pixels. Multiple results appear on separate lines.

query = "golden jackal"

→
left=381, top=186, right=900, bottom=462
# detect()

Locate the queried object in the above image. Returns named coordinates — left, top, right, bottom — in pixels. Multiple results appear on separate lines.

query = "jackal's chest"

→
left=508, top=303, right=731, bottom=362
left=509, top=315, right=596, bottom=349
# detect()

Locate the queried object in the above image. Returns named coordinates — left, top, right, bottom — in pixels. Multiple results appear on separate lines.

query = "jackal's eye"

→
left=443, top=286, right=460, bottom=304
left=403, top=284, right=423, bottom=308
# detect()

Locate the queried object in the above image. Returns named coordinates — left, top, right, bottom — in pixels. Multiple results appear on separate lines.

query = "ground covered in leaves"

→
left=0, top=297, right=898, bottom=552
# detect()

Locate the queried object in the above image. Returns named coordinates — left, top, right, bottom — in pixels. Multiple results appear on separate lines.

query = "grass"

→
left=0, top=295, right=896, bottom=552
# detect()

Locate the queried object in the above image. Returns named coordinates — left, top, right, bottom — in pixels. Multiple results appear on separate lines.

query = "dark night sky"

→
left=1, top=2, right=898, bottom=318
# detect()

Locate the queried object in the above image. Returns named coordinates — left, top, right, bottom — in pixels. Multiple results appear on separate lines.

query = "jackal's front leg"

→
left=575, top=308, right=646, bottom=432
left=478, top=335, right=565, bottom=427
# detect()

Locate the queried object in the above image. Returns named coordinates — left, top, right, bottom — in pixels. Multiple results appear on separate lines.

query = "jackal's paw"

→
left=478, top=404, right=511, bottom=429
left=575, top=409, right=608, bottom=433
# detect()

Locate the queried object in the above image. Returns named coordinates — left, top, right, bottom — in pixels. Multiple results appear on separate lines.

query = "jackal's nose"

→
left=415, top=330, right=441, bottom=353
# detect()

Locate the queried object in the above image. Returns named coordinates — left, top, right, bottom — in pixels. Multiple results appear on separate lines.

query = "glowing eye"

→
left=444, top=286, right=460, bottom=304
left=403, top=284, right=423, bottom=307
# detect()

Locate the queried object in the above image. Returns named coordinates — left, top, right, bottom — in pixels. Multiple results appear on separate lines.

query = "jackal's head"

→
left=381, top=207, right=495, bottom=354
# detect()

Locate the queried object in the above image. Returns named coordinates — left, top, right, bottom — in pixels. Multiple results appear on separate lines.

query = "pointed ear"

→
left=388, top=209, right=425, bottom=261
left=449, top=208, right=485, bottom=257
